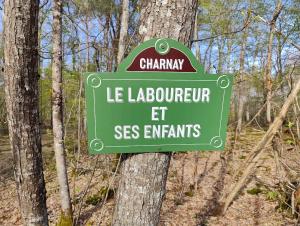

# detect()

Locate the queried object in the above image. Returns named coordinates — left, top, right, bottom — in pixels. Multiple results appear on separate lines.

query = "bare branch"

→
left=191, top=10, right=252, bottom=43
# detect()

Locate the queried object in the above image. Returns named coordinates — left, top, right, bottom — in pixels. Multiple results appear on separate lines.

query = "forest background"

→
left=0, top=0, right=300, bottom=225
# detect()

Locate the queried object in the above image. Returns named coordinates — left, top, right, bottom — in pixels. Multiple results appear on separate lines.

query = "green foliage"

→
left=247, top=184, right=294, bottom=218
left=184, top=190, right=194, bottom=197
left=74, top=0, right=118, bottom=16
left=239, top=155, right=246, bottom=159
left=286, top=139, right=295, bottom=145
left=287, top=121, right=294, bottom=128
left=39, top=67, right=83, bottom=130
left=85, top=186, right=114, bottom=206
left=266, top=191, right=279, bottom=201
left=85, top=222, right=94, bottom=226
left=39, top=67, right=52, bottom=127
left=85, top=194, right=102, bottom=206
left=174, top=197, right=184, bottom=206
left=56, top=211, right=73, bottom=226
left=247, top=187, right=263, bottom=195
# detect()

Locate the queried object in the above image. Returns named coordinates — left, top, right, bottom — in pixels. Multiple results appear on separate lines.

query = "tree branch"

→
left=191, top=10, right=252, bottom=43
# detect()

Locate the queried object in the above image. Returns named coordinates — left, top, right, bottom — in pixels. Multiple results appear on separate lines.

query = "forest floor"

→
left=0, top=127, right=299, bottom=226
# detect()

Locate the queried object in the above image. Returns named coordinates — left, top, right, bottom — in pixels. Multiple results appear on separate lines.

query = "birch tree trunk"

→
left=3, top=0, right=48, bottom=225
left=112, top=1, right=197, bottom=225
left=52, top=0, right=73, bottom=223
left=117, top=0, right=129, bottom=65
left=265, top=1, right=282, bottom=124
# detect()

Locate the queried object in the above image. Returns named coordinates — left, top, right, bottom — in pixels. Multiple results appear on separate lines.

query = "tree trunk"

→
left=277, top=22, right=284, bottom=93
left=104, top=13, right=112, bottom=72
left=193, top=11, right=201, bottom=62
left=226, top=38, right=232, bottom=73
left=217, top=39, right=225, bottom=73
left=3, top=0, right=48, bottom=225
left=207, top=40, right=213, bottom=72
left=265, top=1, right=282, bottom=124
left=235, top=28, right=248, bottom=140
left=112, top=1, right=197, bottom=225
left=52, top=0, right=73, bottom=223
left=85, top=17, right=90, bottom=71
left=71, top=43, right=77, bottom=71
left=245, top=105, right=250, bottom=122
left=117, top=0, right=129, bottom=65
left=93, top=44, right=100, bottom=72
left=112, top=8, right=121, bottom=71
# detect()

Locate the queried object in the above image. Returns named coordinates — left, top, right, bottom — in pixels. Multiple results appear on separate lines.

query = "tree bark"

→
left=52, top=0, right=73, bottom=223
left=117, top=0, right=129, bottom=65
left=112, top=1, right=197, bottom=225
left=3, top=0, right=48, bottom=225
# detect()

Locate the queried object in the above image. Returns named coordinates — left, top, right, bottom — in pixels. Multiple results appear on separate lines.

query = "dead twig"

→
left=191, top=9, right=252, bottom=43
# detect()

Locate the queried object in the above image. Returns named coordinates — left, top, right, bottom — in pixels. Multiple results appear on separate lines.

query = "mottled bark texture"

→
left=52, top=0, right=73, bottom=223
left=113, top=153, right=171, bottom=226
left=138, top=0, right=197, bottom=45
left=112, top=1, right=197, bottom=225
left=3, top=0, right=48, bottom=225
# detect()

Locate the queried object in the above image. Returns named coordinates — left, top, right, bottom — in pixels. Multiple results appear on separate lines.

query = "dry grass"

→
left=0, top=128, right=299, bottom=225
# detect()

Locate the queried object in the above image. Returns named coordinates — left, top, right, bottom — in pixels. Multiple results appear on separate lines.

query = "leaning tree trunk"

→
left=3, top=0, right=48, bottom=225
left=52, top=0, right=73, bottom=224
left=112, top=1, right=197, bottom=225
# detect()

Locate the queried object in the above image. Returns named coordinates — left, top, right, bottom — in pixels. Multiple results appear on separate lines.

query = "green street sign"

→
left=84, top=38, right=233, bottom=154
